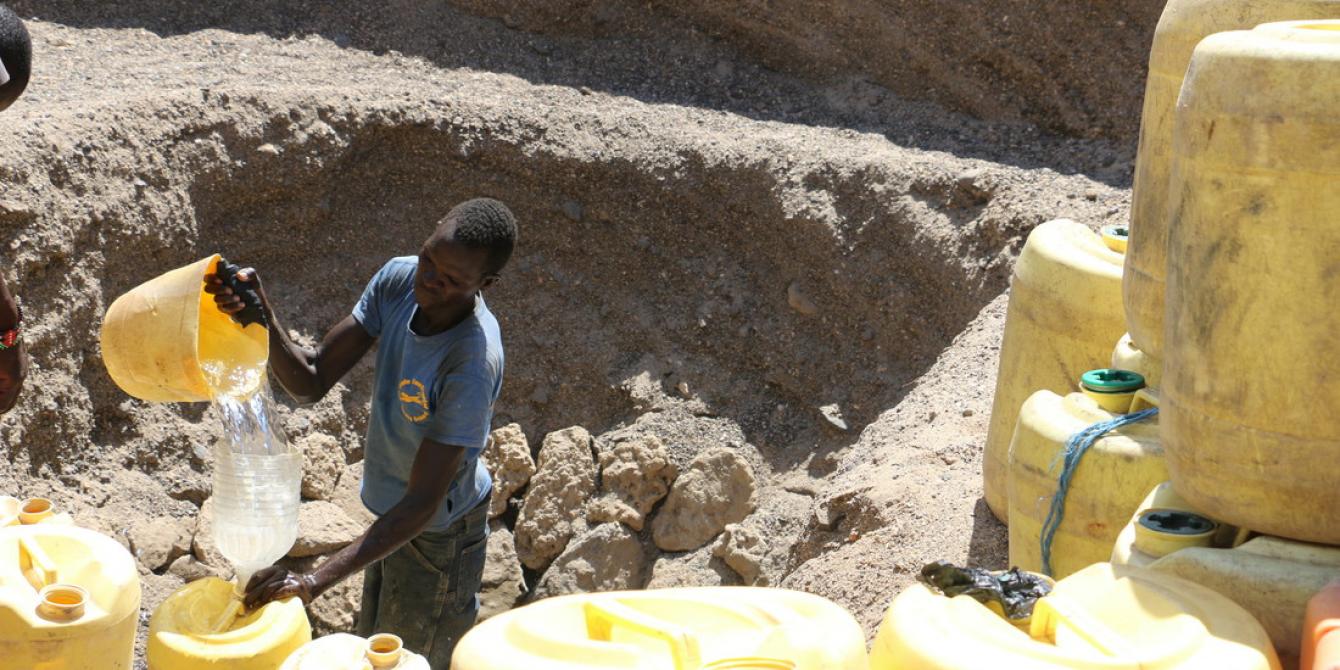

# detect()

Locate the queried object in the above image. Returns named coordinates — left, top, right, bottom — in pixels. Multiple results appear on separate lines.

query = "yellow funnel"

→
left=100, top=254, right=269, bottom=402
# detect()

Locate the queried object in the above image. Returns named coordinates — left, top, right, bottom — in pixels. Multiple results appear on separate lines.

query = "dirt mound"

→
left=0, top=10, right=1132, bottom=665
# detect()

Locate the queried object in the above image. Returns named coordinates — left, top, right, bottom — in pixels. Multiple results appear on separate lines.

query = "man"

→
left=0, top=4, right=32, bottom=413
left=208, top=198, right=516, bottom=667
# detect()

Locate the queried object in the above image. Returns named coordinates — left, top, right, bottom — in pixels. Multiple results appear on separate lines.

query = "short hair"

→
left=439, top=198, right=517, bottom=276
left=0, top=5, right=30, bottom=112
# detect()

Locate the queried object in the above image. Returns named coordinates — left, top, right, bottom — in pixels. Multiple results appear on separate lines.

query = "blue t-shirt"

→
left=351, top=257, right=500, bottom=532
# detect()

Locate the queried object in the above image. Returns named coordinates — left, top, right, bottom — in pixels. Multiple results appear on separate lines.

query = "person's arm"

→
left=243, top=438, right=466, bottom=608
left=0, top=273, right=26, bottom=413
left=205, top=269, right=374, bottom=404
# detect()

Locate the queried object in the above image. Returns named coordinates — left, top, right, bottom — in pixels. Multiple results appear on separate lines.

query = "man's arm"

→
left=243, top=438, right=466, bottom=608
left=206, top=269, right=374, bottom=404
left=0, top=274, right=26, bottom=413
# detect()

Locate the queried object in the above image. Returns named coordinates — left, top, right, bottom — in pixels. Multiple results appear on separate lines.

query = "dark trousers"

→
left=357, top=498, right=489, bottom=670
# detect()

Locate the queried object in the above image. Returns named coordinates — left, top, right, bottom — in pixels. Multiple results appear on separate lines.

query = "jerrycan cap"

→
left=37, top=584, right=88, bottom=622
left=366, top=634, right=405, bottom=668
left=1080, top=369, right=1145, bottom=394
left=1139, top=509, right=1216, bottom=536
left=1100, top=225, right=1129, bottom=253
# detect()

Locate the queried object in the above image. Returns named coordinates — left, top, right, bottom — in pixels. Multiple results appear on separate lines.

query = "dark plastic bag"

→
left=919, top=561, right=1052, bottom=620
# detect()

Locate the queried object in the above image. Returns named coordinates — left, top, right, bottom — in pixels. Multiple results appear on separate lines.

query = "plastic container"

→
left=1123, top=0, right=1340, bottom=366
left=983, top=219, right=1126, bottom=523
left=1303, top=580, right=1340, bottom=670
left=282, top=633, right=431, bottom=670
left=1111, top=482, right=1340, bottom=659
left=869, top=562, right=1279, bottom=670
left=451, top=587, right=867, bottom=670
left=1163, top=20, right=1340, bottom=545
left=0, top=495, right=76, bottom=527
left=1110, top=333, right=1160, bottom=389
left=1007, top=388, right=1165, bottom=579
left=0, top=524, right=142, bottom=669
left=100, top=254, right=269, bottom=402
left=148, top=576, right=312, bottom=670
left=211, top=439, right=302, bottom=586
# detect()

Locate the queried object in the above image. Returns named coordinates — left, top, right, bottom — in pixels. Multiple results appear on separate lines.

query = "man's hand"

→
left=244, top=566, right=318, bottom=610
left=204, top=266, right=271, bottom=320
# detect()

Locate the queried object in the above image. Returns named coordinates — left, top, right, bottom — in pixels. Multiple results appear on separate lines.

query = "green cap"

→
left=1081, top=368, right=1145, bottom=393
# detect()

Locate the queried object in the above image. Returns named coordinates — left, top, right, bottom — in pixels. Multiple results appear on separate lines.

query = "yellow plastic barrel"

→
left=1111, top=482, right=1340, bottom=659
left=1123, top=0, right=1340, bottom=366
left=281, top=633, right=431, bottom=670
left=451, top=587, right=867, bottom=670
left=1007, top=388, right=1165, bottom=579
left=983, top=219, right=1126, bottom=523
left=869, top=562, right=1279, bottom=670
left=0, top=524, right=141, bottom=669
left=100, top=254, right=269, bottom=402
left=148, top=576, right=312, bottom=670
left=1162, top=20, right=1340, bottom=544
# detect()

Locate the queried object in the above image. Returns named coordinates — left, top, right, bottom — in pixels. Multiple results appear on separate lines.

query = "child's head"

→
left=413, top=198, right=517, bottom=310
left=0, top=6, right=30, bottom=112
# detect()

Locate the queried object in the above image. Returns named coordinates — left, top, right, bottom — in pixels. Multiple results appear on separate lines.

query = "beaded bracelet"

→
left=0, top=303, right=21, bottom=351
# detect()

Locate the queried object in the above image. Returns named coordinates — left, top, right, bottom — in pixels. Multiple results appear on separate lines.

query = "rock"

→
left=646, top=545, right=738, bottom=589
left=329, top=461, right=376, bottom=527
left=307, top=565, right=363, bottom=636
left=129, top=517, right=193, bottom=571
left=955, top=168, right=995, bottom=203
left=533, top=523, right=646, bottom=598
left=297, top=432, right=344, bottom=501
left=480, top=525, right=525, bottom=620
left=290, top=501, right=364, bottom=558
left=515, top=426, right=597, bottom=571
left=819, top=404, right=849, bottom=431
left=481, top=424, right=536, bottom=520
left=652, top=448, right=757, bottom=552
left=586, top=435, right=677, bottom=531
left=167, top=554, right=225, bottom=582
left=713, top=524, right=767, bottom=585
left=787, top=281, right=819, bottom=316
left=561, top=200, right=584, bottom=222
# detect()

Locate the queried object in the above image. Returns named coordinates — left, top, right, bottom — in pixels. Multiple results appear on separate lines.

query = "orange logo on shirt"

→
left=399, top=379, right=430, bottom=423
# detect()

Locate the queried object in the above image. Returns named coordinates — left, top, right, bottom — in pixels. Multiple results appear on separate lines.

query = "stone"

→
left=652, top=448, right=757, bottom=552
left=713, top=523, right=767, bottom=585
left=819, top=404, right=849, bottom=431
left=586, top=435, right=677, bottom=531
left=129, top=517, right=193, bottom=571
left=307, top=565, right=363, bottom=636
left=330, top=461, right=377, bottom=526
left=289, top=501, right=364, bottom=558
left=533, top=523, right=646, bottom=598
left=646, top=545, right=737, bottom=589
left=515, top=426, right=597, bottom=571
left=481, top=424, right=536, bottom=520
left=480, top=525, right=526, bottom=620
left=787, top=281, right=819, bottom=316
left=297, top=432, right=344, bottom=500
left=167, top=554, right=224, bottom=582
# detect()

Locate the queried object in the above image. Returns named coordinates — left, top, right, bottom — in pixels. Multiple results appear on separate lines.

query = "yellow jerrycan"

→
left=1110, top=333, right=1160, bottom=388
left=148, top=576, right=312, bottom=669
left=869, top=562, right=1279, bottom=670
left=1162, top=20, right=1340, bottom=544
left=1123, top=0, right=1340, bottom=366
left=451, top=587, right=867, bottom=670
left=1007, top=378, right=1166, bottom=579
left=100, top=254, right=269, bottom=402
left=983, top=219, right=1126, bottom=523
left=0, top=524, right=142, bottom=669
left=1111, top=482, right=1340, bottom=660
left=0, top=496, right=75, bottom=527
left=281, top=633, right=430, bottom=670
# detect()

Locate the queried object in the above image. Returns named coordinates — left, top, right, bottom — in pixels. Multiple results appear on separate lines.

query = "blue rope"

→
left=1039, top=407, right=1159, bottom=576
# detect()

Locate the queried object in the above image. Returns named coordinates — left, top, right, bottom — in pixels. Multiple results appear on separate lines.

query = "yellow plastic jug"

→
left=983, top=219, right=1126, bottom=523
left=1110, top=334, right=1161, bottom=389
left=869, top=562, right=1279, bottom=670
left=281, top=633, right=430, bottom=670
left=0, top=496, right=75, bottom=527
left=0, top=524, right=142, bottom=669
left=1162, top=20, right=1340, bottom=545
left=1007, top=387, right=1165, bottom=579
left=148, top=576, right=312, bottom=670
left=1123, top=0, right=1340, bottom=366
left=100, top=254, right=269, bottom=402
left=1111, top=482, right=1340, bottom=659
left=451, top=587, right=867, bottom=670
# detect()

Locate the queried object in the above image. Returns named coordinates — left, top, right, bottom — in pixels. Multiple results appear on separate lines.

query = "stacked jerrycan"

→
left=282, top=633, right=430, bottom=670
left=1007, top=370, right=1167, bottom=579
left=982, top=219, right=1128, bottom=523
left=1120, top=0, right=1340, bottom=376
left=869, top=562, right=1280, bottom=669
left=101, top=254, right=309, bottom=668
left=451, top=587, right=868, bottom=670
left=0, top=524, right=141, bottom=669
left=0, top=495, right=74, bottom=527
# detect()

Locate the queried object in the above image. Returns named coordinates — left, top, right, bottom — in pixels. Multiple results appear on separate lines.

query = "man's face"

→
left=413, top=228, right=495, bottom=312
